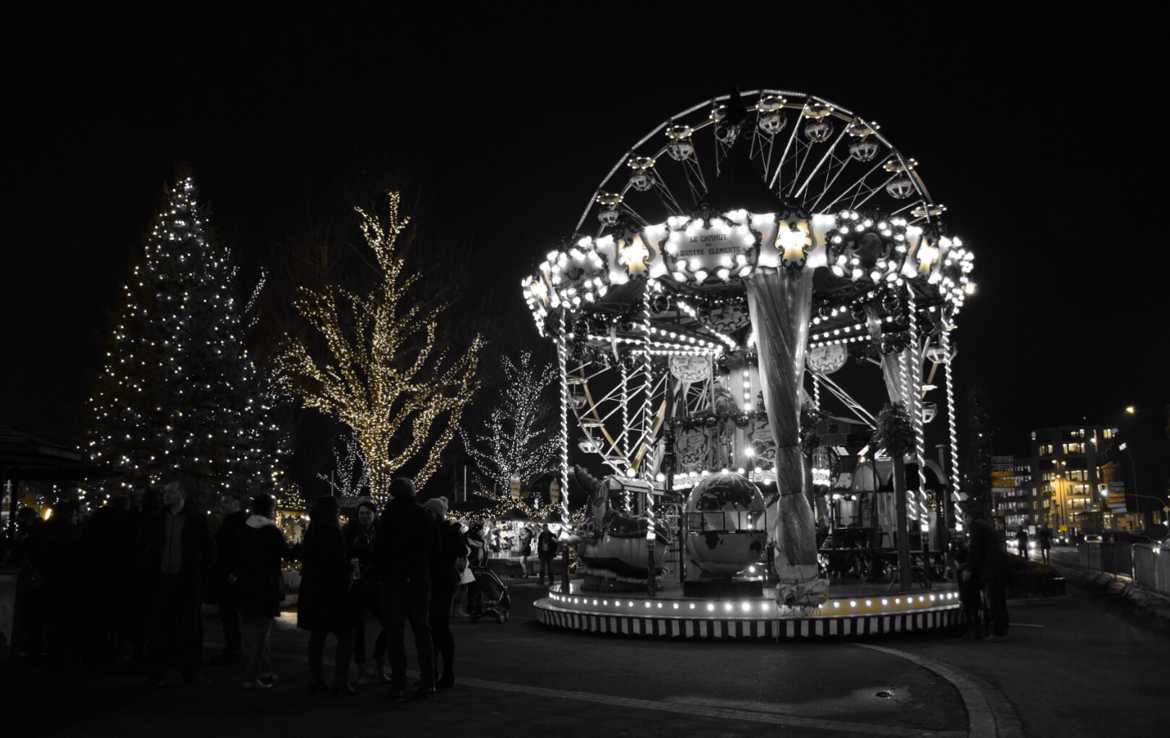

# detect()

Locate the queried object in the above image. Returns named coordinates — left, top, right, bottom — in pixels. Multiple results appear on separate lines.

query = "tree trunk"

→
left=894, top=456, right=912, bottom=589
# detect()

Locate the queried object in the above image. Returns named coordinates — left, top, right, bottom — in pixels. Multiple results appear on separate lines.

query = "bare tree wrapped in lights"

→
left=317, top=432, right=370, bottom=499
left=275, top=192, right=482, bottom=502
left=85, top=177, right=292, bottom=507
left=461, top=350, right=559, bottom=496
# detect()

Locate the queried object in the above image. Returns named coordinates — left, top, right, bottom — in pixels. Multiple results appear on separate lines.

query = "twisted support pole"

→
left=941, top=327, right=963, bottom=532
left=897, top=337, right=919, bottom=522
left=641, top=281, right=656, bottom=595
left=906, top=284, right=928, bottom=533
left=557, top=310, right=571, bottom=591
left=620, top=361, right=632, bottom=511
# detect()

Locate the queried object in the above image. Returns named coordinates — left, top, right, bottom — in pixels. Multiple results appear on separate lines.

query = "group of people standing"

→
left=7, top=473, right=468, bottom=702
left=1015, top=525, right=1053, bottom=563
left=954, top=516, right=1012, bottom=641
left=293, top=477, right=466, bottom=700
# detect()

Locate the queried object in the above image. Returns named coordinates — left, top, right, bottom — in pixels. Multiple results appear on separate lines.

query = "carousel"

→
left=523, top=89, right=974, bottom=640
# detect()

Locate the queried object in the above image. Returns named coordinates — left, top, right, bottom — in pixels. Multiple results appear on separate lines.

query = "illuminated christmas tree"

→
left=461, top=350, right=559, bottom=497
left=85, top=176, right=291, bottom=508
left=275, top=192, right=482, bottom=502
left=242, top=268, right=303, bottom=511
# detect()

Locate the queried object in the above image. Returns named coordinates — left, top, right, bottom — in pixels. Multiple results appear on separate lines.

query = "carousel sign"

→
left=675, top=231, right=740, bottom=262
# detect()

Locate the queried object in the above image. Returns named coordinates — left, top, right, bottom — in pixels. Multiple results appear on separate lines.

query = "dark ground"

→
left=5, top=552, right=1170, bottom=738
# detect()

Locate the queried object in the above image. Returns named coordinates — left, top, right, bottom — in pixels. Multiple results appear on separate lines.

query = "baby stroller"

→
left=468, top=565, right=511, bottom=623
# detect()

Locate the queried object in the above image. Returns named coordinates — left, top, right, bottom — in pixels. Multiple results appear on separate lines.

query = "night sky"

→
left=3, top=3, right=1167, bottom=458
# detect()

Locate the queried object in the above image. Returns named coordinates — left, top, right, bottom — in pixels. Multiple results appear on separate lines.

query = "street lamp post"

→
left=1117, top=404, right=1151, bottom=528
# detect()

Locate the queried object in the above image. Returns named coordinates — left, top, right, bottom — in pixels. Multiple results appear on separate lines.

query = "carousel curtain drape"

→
left=746, top=268, right=825, bottom=605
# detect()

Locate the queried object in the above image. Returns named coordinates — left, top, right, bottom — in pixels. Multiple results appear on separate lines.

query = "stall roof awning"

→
left=0, top=428, right=117, bottom=481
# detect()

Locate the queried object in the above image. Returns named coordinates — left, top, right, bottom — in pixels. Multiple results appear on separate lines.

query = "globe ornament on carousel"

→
left=684, top=472, right=767, bottom=596
left=526, top=89, right=975, bottom=638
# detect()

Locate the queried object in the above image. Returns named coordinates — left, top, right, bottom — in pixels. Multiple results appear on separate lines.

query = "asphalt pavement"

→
left=5, top=563, right=1169, bottom=738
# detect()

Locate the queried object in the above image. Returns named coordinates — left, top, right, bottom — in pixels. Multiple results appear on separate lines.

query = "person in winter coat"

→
left=234, top=494, right=288, bottom=689
left=138, top=475, right=214, bottom=686
left=376, top=477, right=438, bottom=701
left=969, top=516, right=1010, bottom=640
left=537, top=524, right=558, bottom=586
left=10, top=507, right=45, bottom=660
left=519, top=526, right=533, bottom=577
left=82, top=494, right=136, bottom=663
left=466, top=522, right=486, bottom=567
left=129, top=487, right=161, bottom=664
left=1038, top=525, right=1052, bottom=565
left=297, top=495, right=355, bottom=695
left=212, top=493, right=248, bottom=665
left=345, top=500, right=386, bottom=683
left=953, top=534, right=983, bottom=639
left=423, top=497, right=466, bottom=688
left=38, top=501, right=82, bottom=669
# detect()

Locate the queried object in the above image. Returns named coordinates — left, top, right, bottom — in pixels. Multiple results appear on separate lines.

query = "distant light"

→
left=1125, top=405, right=1136, bottom=415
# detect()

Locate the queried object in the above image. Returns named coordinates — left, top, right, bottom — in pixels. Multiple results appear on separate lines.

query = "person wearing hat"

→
left=423, top=497, right=466, bottom=689
left=376, top=477, right=438, bottom=701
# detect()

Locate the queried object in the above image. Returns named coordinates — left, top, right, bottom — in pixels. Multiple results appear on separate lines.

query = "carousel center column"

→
left=745, top=267, right=826, bottom=606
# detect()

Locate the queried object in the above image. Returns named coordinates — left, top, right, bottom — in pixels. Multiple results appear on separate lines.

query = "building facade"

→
left=991, top=455, right=1034, bottom=531
left=1030, top=425, right=1122, bottom=535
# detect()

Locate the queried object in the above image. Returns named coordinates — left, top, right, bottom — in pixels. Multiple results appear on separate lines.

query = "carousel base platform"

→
left=534, top=580, right=961, bottom=641
left=683, top=579, right=763, bottom=598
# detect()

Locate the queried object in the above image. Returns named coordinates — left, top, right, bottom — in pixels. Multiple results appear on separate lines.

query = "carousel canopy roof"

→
left=520, top=90, right=975, bottom=351
left=521, top=208, right=973, bottom=344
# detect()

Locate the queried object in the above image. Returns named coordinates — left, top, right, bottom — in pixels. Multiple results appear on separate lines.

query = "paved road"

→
left=5, top=569, right=1170, bottom=738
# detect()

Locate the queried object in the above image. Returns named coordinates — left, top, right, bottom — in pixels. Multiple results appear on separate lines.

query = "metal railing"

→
left=683, top=510, right=767, bottom=534
left=1078, top=541, right=1170, bottom=596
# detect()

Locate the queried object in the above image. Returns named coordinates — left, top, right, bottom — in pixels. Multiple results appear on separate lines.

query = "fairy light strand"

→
left=897, top=342, right=919, bottom=521
left=640, top=281, right=655, bottom=479
left=906, top=285, right=928, bottom=529
left=640, top=281, right=656, bottom=554
left=941, top=327, right=963, bottom=532
left=460, top=351, right=559, bottom=497
left=620, top=361, right=632, bottom=510
left=557, top=310, right=571, bottom=528
left=85, top=176, right=297, bottom=510
left=275, top=192, right=482, bottom=502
